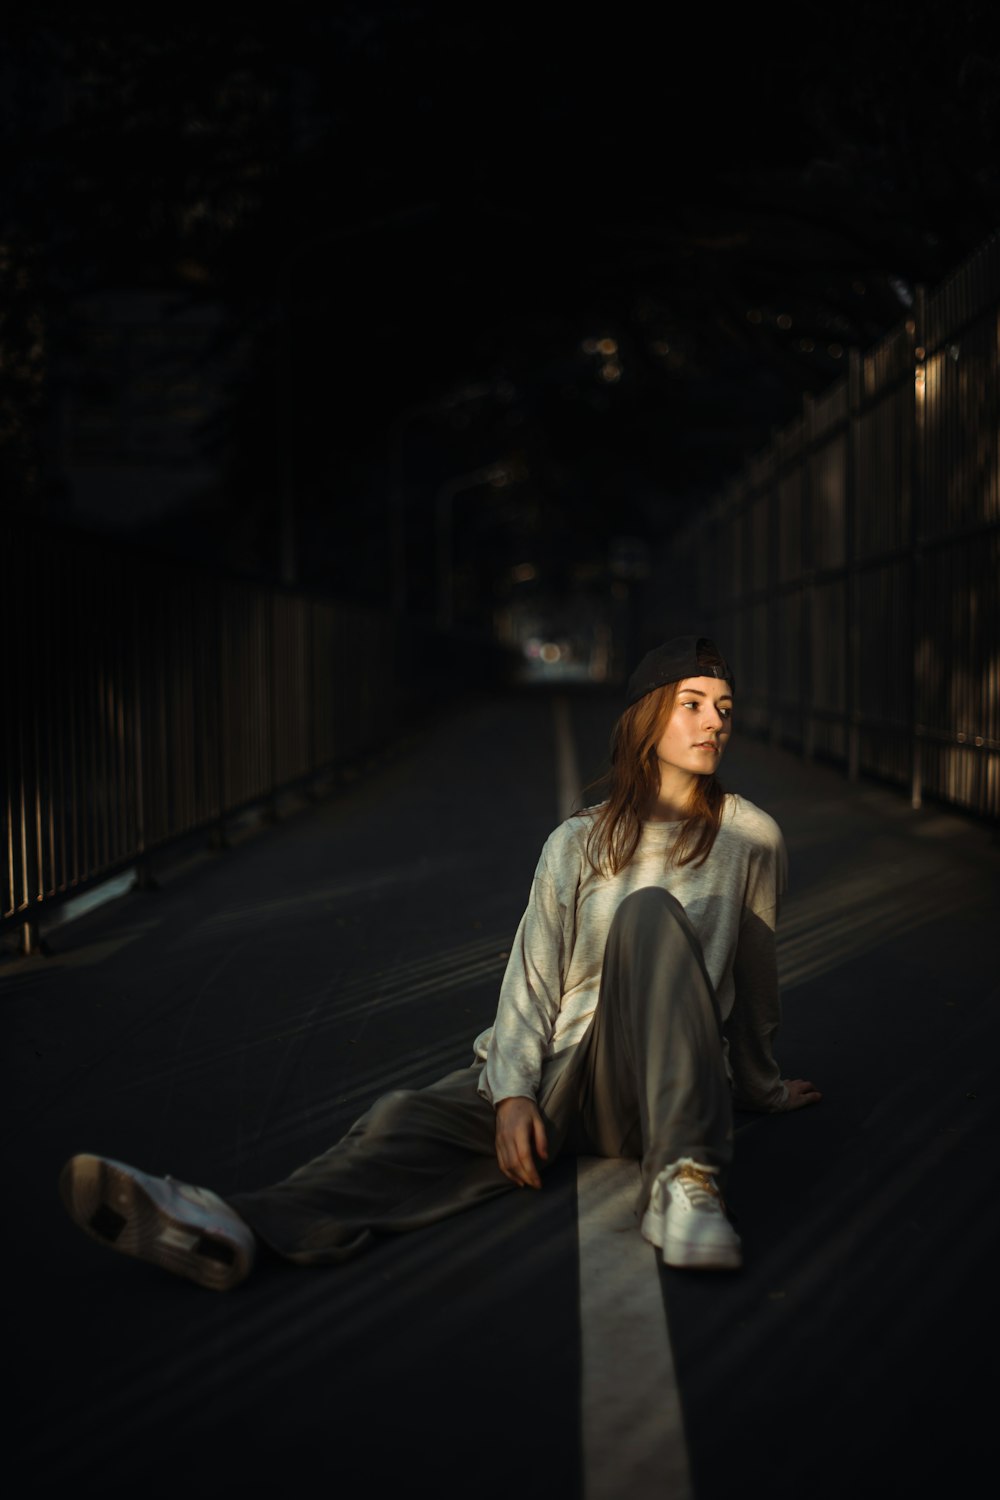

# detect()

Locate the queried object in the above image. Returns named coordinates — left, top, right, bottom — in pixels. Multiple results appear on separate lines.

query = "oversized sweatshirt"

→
left=475, top=794, right=789, bottom=1113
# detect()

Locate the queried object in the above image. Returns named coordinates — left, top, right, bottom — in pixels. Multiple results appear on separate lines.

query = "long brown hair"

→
left=583, top=653, right=731, bottom=876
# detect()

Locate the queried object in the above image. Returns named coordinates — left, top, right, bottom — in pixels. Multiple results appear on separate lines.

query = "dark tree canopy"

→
left=2, top=3, right=999, bottom=598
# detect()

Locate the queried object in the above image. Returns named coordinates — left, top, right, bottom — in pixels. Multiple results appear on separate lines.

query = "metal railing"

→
left=676, top=233, right=1000, bottom=822
left=3, top=522, right=397, bottom=950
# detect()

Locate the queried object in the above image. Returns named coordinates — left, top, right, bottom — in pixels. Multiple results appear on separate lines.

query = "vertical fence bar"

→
left=801, top=393, right=815, bottom=762
left=265, top=591, right=278, bottom=822
left=132, top=570, right=155, bottom=890
left=766, top=448, right=779, bottom=748
left=845, top=348, right=861, bottom=782
left=211, top=582, right=229, bottom=850
left=911, top=287, right=927, bottom=810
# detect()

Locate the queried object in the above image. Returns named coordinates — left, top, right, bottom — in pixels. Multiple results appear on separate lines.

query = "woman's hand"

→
left=495, top=1096, right=549, bottom=1188
left=782, top=1078, right=823, bottom=1110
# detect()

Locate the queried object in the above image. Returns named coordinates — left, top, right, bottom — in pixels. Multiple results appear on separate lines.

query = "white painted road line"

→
left=577, top=1158, right=693, bottom=1500
left=553, top=695, right=582, bottom=822
left=552, top=700, right=692, bottom=1499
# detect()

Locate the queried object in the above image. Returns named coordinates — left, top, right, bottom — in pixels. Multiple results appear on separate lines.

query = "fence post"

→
left=767, top=436, right=780, bottom=749
left=263, top=592, right=279, bottom=824
left=131, top=576, right=157, bottom=891
left=209, top=582, right=229, bottom=851
left=305, top=598, right=322, bottom=799
left=15, top=553, right=44, bottom=953
left=910, top=287, right=927, bottom=811
left=801, top=393, right=815, bottom=763
left=845, top=348, right=861, bottom=782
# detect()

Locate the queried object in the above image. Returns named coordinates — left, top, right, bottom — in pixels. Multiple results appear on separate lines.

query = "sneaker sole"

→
left=640, top=1207, right=664, bottom=1249
left=663, top=1234, right=742, bottom=1271
left=59, top=1154, right=252, bottom=1292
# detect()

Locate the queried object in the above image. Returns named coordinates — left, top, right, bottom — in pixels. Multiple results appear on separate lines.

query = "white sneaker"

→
left=641, top=1161, right=742, bottom=1270
left=59, top=1153, right=256, bottom=1291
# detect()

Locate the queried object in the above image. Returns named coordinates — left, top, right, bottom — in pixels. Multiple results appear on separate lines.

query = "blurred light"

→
left=915, top=364, right=926, bottom=397
left=582, top=338, right=599, bottom=354
left=525, top=638, right=542, bottom=659
left=177, top=258, right=211, bottom=284
left=828, top=343, right=844, bottom=358
left=746, top=309, right=762, bottom=324
left=540, top=643, right=562, bottom=664
left=652, top=340, right=671, bottom=355
left=776, top=313, right=792, bottom=330
left=914, top=346, right=926, bottom=361
left=949, top=343, right=961, bottom=361
left=905, top=319, right=917, bottom=335
left=511, top=562, right=537, bottom=583
left=597, top=337, right=618, bottom=356
left=798, top=338, right=814, bottom=352
left=599, top=361, right=622, bottom=383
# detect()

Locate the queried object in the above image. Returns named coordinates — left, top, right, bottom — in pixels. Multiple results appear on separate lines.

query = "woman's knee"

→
left=612, top=885, right=686, bottom=938
left=365, top=1088, right=417, bottom=1135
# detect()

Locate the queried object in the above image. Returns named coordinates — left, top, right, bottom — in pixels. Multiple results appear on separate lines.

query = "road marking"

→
left=553, top=701, right=693, bottom=1499
left=553, top=695, right=581, bottom=821
left=577, top=1159, right=693, bottom=1500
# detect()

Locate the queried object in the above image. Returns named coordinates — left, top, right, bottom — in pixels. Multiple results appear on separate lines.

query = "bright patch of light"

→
left=890, top=276, right=914, bottom=308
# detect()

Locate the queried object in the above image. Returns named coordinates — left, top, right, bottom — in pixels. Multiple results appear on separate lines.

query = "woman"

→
left=60, top=634, right=821, bottom=1289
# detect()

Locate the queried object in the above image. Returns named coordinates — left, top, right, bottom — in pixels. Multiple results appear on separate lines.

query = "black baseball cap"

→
left=625, top=635, right=735, bottom=708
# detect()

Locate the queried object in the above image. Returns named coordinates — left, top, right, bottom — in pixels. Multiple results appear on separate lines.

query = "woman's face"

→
left=654, top=675, right=734, bottom=780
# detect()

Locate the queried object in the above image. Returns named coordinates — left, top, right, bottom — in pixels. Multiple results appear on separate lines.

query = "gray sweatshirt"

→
left=475, top=794, right=789, bottom=1113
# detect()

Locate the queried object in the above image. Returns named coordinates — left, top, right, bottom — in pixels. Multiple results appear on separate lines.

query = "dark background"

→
left=3, top=2, right=1000, bottom=623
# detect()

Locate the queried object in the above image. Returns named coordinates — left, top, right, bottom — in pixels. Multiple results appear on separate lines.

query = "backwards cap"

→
left=624, top=635, right=734, bottom=708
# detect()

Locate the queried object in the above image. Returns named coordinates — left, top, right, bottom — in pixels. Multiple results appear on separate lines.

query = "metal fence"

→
left=677, top=234, right=1000, bottom=823
left=3, top=522, right=396, bottom=950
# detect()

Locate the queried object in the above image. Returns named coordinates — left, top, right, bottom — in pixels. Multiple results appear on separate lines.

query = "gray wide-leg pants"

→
left=229, top=887, right=734, bottom=1263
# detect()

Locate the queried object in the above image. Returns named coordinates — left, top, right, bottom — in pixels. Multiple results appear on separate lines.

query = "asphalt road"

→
left=5, top=687, right=998, bottom=1499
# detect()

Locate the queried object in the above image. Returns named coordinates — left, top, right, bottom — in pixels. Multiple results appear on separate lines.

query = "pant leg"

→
left=229, top=886, right=730, bottom=1263
left=543, top=885, right=734, bottom=1215
left=229, top=1050, right=578, bottom=1264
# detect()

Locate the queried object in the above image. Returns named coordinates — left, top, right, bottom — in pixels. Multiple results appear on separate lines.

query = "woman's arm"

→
left=480, top=857, right=567, bottom=1108
left=481, top=843, right=572, bottom=1185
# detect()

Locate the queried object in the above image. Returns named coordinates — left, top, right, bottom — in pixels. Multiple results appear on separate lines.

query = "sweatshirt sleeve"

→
left=723, top=819, right=789, bottom=1113
left=478, top=843, right=569, bottom=1107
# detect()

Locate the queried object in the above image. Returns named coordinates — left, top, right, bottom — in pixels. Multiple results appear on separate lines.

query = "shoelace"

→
left=674, top=1167, right=725, bottom=1212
